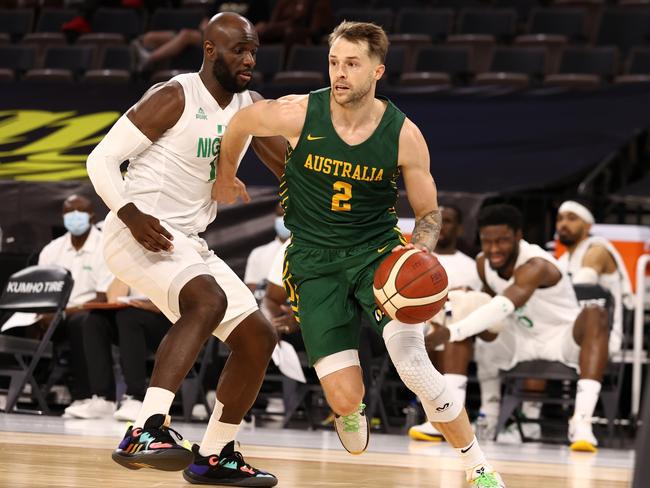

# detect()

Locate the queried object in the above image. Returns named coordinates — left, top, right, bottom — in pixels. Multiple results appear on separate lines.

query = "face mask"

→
left=274, top=216, right=291, bottom=240
left=64, top=210, right=91, bottom=236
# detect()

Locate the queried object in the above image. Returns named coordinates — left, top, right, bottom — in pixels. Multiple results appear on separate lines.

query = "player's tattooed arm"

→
left=398, top=118, right=440, bottom=253
left=412, top=208, right=442, bottom=252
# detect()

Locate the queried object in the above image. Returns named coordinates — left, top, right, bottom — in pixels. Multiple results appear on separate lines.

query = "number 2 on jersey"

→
left=331, top=181, right=352, bottom=212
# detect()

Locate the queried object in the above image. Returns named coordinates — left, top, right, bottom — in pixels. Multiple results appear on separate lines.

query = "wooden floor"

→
left=0, top=431, right=632, bottom=488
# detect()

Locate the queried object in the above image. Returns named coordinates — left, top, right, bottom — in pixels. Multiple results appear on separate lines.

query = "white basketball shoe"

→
left=408, top=421, right=444, bottom=441
left=334, top=403, right=369, bottom=455
left=568, top=415, right=598, bottom=452
left=468, top=464, right=506, bottom=487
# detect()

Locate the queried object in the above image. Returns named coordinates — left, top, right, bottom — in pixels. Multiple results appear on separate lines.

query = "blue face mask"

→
left=274, top=216, right=291, bottom=241
left=64, top=211, right=91, bottom=236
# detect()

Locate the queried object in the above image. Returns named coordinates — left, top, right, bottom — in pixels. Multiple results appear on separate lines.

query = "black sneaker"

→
left=183, top=441, right=278, bottom=486
left=111, top=413, right=193, bottom=471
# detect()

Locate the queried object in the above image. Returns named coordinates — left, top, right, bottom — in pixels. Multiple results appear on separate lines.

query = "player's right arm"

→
left=213, top=95, right=308, bottom=204
left=86, top=82, right=183, bottom=252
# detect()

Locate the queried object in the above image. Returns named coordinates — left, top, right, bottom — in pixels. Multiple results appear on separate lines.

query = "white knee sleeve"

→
left=383, top=321, right=463, bottom=423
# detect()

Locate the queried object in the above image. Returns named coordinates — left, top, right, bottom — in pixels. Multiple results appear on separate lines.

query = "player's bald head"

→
left=202, top=12, right=258, bottom=93
left=204, top=12, right=256, bottom=45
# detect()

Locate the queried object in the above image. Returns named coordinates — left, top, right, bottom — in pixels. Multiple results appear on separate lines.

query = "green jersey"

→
left=281, top=88, right=406, bottom=248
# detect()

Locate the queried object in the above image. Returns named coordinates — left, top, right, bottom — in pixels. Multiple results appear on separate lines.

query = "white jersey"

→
left=484, top=239, right=581, bottom=342
left=123, top=72, right=253, bottom=235
left=558, top=236, right=633, bottom=353
left=244, top=238, right=284, bottom=285
left=435, top=251, right=482, bottom=291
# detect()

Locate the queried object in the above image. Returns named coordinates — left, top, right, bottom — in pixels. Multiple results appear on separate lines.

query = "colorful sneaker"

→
left=568, top=415, right=598, bottom=452
left=408, top=420, right=443, bottom=442
left=111, top=413, right=193, bottom=471
left=468, top=464, right=506, bottom=487
left=183, top=441, right=278, bottom=486
left=334, top=403, right=369, bottom=455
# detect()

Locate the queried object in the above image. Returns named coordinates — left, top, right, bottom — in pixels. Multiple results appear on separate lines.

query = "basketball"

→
left=373, top=249, right=448, bottom=324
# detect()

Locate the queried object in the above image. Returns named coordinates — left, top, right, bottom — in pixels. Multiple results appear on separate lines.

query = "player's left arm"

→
left=398, top=118, right=441, bottom=253
left=575, top=245, right=617, bottom=283
left=249, top=91, right=288, bottom=180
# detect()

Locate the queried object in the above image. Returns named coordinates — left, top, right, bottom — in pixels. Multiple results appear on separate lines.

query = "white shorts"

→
left=474, top=322, right=581, bottom=380
left=102, top=212, right=258, bottom=341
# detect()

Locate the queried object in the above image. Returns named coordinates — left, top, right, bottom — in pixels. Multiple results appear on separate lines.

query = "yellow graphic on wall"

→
left=0, top=110, right=120, bottom=180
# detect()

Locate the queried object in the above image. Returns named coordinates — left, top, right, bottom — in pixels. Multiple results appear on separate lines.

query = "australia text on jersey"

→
left=303, top=152, right=384, bottom=182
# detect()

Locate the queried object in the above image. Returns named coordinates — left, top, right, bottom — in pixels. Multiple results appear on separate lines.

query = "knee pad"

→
left=383, top=321, right=463, bottom=423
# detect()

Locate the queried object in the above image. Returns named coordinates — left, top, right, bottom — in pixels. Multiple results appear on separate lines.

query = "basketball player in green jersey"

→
left=215, top=21, right=505, bottom=487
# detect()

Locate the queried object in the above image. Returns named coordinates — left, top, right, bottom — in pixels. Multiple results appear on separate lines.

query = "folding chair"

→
left=0, top=265, right=73, bottom=414
left=495, top=284, right=616, bottom=442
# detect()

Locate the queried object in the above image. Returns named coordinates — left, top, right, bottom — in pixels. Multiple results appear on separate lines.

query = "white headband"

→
left=558, top=200, right=594, bottom=224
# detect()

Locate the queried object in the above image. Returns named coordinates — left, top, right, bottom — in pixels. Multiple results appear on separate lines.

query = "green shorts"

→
left=283, top=231, right=405, bottom=366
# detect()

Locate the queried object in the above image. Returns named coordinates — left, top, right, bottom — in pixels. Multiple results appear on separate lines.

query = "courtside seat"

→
left=82, top=69, right=131, bottom=84
left=596, top=8, right=650, bottom=55
left=147, top=8, right=205, bottom=32
left=99, top=45, right=133, bottom=71
left=23, top=68, right=74, bottom=83
left=0, top=45, right=37, bottom=79
left=150, top=69, right=191, bottom=83
left=271, top=71, right=325, bottom=88
left=413, top=45, right=472, bottom=83
left=394, top=8, right=453, bottom=42
left=545, top=46, right=619, bottom=87
left=0, top=265, right=73, bottom=414
left=528, top=8, right=587, bottom=42
left=0, top=9, right=33, bottom=41
left=42, top=45, right=95, bottom=79
left=335, top=8, right=394, bottom=32
left=35, top=8, right=75, bottom=33
left=253, top=44, right=284, bottom=82
left=286, top=45, right=329, bottom=79
left=92, top=8, right=142, bottom=41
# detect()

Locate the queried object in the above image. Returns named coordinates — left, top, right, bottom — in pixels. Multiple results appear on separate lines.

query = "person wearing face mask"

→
left=35, top=194, right=116, bottom=414
left=244, top=203, right=291, bottom=299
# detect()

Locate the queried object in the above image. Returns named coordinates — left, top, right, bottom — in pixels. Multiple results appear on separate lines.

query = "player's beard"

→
left=333, top=75, right=374, bottom=107
left=212, top=54, right=249, bottom=94
left=558, top=233, right=577, bottom=246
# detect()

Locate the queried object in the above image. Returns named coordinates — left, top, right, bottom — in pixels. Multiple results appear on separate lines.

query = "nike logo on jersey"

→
left=377, top=245, right=389, bottom=253
left=306, top=134, right=326, bottom=141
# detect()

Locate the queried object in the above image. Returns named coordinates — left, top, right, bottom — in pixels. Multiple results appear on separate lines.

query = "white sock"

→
left=456, top=436, right=488, bottom=474
left=479, top=377, right=501, bottom=423
left=199, top=399, right=241, bottom=456
left=574, top=379, right=601, bottom=422
left=445, top=374, right=468, bottom=406
left=134, top=387, right=175, bottom=428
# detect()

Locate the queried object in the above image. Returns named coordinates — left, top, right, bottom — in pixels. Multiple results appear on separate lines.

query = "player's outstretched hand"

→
left=391, top=242, right=431, bottom=253
left=212, top=177, right=251, bottom=204
left=117, top=203, right=174, bottom=253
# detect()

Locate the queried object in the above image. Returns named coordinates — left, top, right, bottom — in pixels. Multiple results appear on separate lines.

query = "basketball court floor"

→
left=0, top=413, right=634, bottom=487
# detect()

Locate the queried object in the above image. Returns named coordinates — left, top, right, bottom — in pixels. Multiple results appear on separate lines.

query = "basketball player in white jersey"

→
left=86, top=13, right=283, bottom=486
left=430, top=204, right=610, bottom=452
left=556, top=200, right=633, bottom=353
